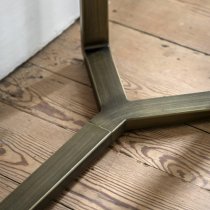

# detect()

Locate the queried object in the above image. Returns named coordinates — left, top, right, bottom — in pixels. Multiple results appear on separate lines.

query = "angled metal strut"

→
left=1, top=0, right=210, bottom=209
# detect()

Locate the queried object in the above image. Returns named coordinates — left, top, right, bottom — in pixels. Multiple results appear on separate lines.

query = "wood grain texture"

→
left=0, top=175, right=17, bottom=202
left=0, top=63, right=97, bottom=132
left=56, top=150, right=210, bottom=210
left=0, top=122, right=111, bottom=210
left=0, top=102, right=76, bottom=209
left=0, top=102, right=73, bottom=183
left=29, top=24, right=89, bottom=85
left=110, top=0, right=210, bottom=54
left=110, top=23, right=210, bottom=101
left=46, top=203, right=73, bottom=210
left=0, top=177, right=71, bottom=210
left=114, top=126, right=210, bottom=190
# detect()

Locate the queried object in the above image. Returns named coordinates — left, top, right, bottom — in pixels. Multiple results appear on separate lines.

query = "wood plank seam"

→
left=109, top=20, right=210, bottom=57
left=30, top=62, right=92, bottom=88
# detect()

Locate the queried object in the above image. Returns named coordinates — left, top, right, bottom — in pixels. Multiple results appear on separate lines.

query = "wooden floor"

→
left=1, top=0, right=210, bottom=209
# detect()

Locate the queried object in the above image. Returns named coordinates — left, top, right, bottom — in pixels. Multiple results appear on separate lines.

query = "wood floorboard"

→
left=56, top=151, right=210, bottom=210
left=0, top=102, right=73, bottom=183
left=0, top=63, right=97, bottom=132
left=110, top=0, right=210, bottom=54
left=115, top=126, right=210, bottom=190
left=0, top=172, right=71, bottom=210
left=0, top=0, right=210, bottom=209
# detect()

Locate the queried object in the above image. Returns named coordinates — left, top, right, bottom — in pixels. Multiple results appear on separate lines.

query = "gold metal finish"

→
left=1, top=0, right=210, bottom=209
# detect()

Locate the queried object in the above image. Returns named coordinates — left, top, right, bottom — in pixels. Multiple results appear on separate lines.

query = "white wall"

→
left=0, top=0, right=80, bottom=79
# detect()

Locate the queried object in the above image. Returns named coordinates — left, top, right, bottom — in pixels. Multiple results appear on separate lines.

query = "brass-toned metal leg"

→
left=81, top=0, right=126, bottom=108
left=1, top=0, right=210, bottom=209
left=85, top=47, right=127, bottom=108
